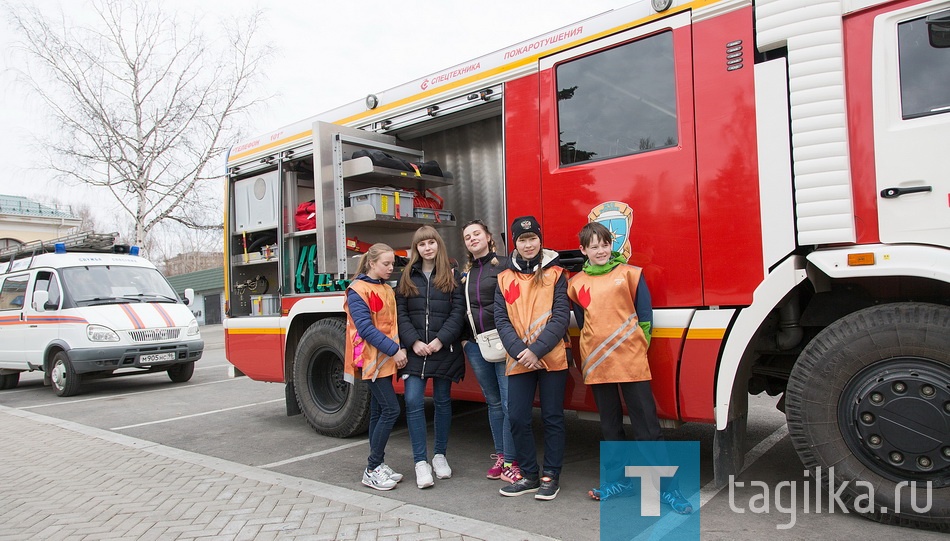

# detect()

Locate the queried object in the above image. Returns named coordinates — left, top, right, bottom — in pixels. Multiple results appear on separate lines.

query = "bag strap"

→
left=464, top=275, right=479, bottom=335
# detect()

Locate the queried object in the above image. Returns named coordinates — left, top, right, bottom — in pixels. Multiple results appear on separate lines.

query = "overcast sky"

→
left=0, top=0, right=633, bottom=228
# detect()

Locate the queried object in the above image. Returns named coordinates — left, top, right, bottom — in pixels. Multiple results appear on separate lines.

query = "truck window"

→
left=0, top=275, right=29, bottom=310
left=33, top=271, right=62, bottom=310
left=556, top=30, right=677, bottom=166
left=898, top=15, right=950, bottom=119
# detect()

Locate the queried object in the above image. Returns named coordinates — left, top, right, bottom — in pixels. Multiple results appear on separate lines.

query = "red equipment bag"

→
left=295, top=200, right=317, bottom=231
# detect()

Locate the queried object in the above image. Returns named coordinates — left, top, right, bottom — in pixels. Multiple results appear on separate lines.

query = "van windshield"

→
left=61, top=266, right=179, bottom=305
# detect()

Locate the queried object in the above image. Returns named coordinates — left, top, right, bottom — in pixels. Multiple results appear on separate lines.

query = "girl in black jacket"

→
left=396, top=225, right=465, bottom=489
left=460, top=220, right=516, bottom=482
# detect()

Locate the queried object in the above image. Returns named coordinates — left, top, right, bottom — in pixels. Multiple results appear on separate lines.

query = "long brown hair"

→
left=461, top=220, right=499, bottom=278
left=397, top=226, right=457, bottom=296
left=353, top=243, right=394, bottom=278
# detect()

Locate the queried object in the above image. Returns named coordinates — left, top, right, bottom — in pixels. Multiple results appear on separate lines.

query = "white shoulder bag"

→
left=465, top=278, right=506, bottom=362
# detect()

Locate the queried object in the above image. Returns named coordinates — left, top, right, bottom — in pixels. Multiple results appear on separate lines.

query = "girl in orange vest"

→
left=343, top=243, right=408, bottom=491
left=494, top=216, right=570, bottom=501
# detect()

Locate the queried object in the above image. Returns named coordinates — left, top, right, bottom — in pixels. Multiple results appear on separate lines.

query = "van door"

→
left=537, top=11, right=702, bottom=307
left=0, top=274, right=30, bottom=367
left=873, top=4, right=950, bottom=248
left=23, top=271, right=63, bottom=365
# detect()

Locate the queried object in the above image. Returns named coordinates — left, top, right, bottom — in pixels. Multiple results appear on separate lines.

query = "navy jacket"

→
left=396, top=264, right=466, bottom=381
left=346, top=274, right=400, bottom=357
left=493, top=249, right=570, bottom=360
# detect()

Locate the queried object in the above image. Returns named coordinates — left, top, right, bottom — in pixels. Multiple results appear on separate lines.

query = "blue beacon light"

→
left=130, top=246, right=140, bottom=256
left=54, top=243, right=67, bottom=254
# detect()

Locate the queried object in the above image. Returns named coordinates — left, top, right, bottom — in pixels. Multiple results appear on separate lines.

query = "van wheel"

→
left=167, top=362, right=195, bottom=383
left=786, top=303, right=950, bottom=530
left=1, top=372, right=19, bottom=390
left=293, top=318, right=370, bottom=437
left=50, top=351, right=82, bottom=397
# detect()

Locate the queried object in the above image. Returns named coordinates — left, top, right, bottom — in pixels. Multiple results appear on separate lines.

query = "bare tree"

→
left=6, top=0, right=269, bottom=244
left=149, top=220, right=224, bottom=276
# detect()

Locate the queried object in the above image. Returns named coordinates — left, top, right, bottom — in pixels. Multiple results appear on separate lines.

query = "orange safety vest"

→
left=567, top=265, right=651, bottom=384
left=496, top=266, right=568, bottom=375
left=344, top=280, right=399, bottom=382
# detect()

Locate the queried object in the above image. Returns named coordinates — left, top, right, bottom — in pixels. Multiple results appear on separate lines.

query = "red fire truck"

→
left=223, top=0, right=949, bottom=528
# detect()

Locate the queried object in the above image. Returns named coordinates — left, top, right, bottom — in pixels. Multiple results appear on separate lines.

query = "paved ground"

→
left=0, top=406, right=550, bottom=541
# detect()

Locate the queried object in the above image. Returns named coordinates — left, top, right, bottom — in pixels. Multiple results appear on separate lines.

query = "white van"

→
left=0, top=237, right=203, bottom=396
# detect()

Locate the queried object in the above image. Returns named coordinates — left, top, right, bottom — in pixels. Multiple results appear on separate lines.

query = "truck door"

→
left=537, top=12, right=702, bottom=308
left=23, top=271, right=63, bottom=365
left=873, top=4, right=950, bottom=248
left=0, top=273, right=29, bottom=366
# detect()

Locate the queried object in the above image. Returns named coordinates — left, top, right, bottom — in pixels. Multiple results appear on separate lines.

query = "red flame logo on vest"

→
left=368, top=291, right=384, bottom=313
left=503, top=282, right=521, bottom=304
left=577, top=285, right=591, bottom=309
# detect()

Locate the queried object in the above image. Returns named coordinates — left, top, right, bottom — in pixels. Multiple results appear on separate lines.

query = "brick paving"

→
left=0, top=407, right=551, bottom=541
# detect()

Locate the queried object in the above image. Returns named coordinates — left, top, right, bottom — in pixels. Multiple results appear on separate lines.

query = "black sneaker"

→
left=535, top=471, right=560, bottom=500
left=499, top=474, right=540, bottom=497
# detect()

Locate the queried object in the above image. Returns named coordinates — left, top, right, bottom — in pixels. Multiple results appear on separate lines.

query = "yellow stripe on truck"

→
left=227, top=328, right=285, bottom=335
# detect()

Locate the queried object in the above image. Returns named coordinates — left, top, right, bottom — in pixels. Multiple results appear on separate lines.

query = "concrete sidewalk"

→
left=0, top=406, right=551, bottom=541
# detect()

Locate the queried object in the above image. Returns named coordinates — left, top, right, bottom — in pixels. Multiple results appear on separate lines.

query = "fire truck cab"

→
left=224, top=0, right=950, bottom=528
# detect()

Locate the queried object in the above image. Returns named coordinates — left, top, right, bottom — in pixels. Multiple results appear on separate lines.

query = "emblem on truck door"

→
left=588, top=201, right=634, bottom=259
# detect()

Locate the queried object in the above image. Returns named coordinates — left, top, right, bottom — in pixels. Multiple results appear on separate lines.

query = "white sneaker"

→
left=379, top=463, right=403, bottom=483
left=415, top=460, right=434, bottom=488
left=362, top=466, right=397, bottom=491
left=432, top=454, right=452, bottom=479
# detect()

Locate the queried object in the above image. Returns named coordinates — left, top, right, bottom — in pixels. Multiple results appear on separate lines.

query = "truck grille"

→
left=129, top=328, right=181, bottom=342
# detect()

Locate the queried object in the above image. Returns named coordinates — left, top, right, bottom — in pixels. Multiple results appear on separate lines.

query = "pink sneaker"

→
left=501, top=461, right=521, bottom=483
left=487, top=454, right=505, bottom=479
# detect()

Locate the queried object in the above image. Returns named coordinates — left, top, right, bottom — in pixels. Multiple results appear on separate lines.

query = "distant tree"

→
left=6, top=0, right=269, bottom=245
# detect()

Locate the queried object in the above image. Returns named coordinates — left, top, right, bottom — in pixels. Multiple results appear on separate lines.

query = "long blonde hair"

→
left=353, top=243, right=394, bottom=278
left=398, top=226, right=456, bottom=296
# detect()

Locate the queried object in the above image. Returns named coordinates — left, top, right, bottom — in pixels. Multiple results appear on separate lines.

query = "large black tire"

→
left=786, top=302, right=950, bottom=531
left=167, top=362, right=195, bottom=383
left=1, top=372, right=19, bottom=390
left=293, top=318, right=370, bottom=437
left=50, top=351, right=82, bottom=397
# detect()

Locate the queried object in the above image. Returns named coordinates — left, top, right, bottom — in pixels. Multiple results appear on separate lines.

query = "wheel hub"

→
left=839, top=358, right=950, bottom=486
left=308, top=348, right=348, bottom=415
left=51, top=361, right=66, bottom=390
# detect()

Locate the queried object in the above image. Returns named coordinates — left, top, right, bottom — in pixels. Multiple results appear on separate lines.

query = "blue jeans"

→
left=464, top=341, right=514, bottom=459
left=366, top=376, right=401, bottom=471
left=508, top=368, right=568, bottom=477
left=403, top=375, right=452, bottom=463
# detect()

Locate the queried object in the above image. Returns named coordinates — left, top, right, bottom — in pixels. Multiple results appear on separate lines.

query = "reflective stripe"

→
left=583, top=313, right=638, bottom=379
left=519, top=309, right=552, bottom=344
left=365, top=353, right=392, bottom=381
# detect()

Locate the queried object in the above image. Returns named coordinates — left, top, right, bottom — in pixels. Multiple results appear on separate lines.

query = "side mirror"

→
left=927, top=10, right=950, bottom=48
left=33, top=290, right=49, bottom=312
left=184, top=288, right=195, bottom=306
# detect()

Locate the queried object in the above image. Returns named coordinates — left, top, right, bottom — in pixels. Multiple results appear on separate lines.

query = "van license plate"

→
left=141, top=352, right=176, bottom=364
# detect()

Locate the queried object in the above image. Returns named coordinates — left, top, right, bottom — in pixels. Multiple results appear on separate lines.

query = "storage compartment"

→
left=234, top=171, right=279, bottom=232
left=348, top=187, right=414, bottom=218
left=413, top=208, right=455, bottom=223
left=250, top=294, right=280, bottom=316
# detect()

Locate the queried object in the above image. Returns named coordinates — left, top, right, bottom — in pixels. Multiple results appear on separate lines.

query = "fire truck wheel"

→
left=50, top=351, right=82, bottom=397
left=786, top=302, right=950, bottom=531
left=0, top=372, right=19, bottom=390
left=167, top=362, right=195, bottom=383
left=293, top=318, right=370, bottom=438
